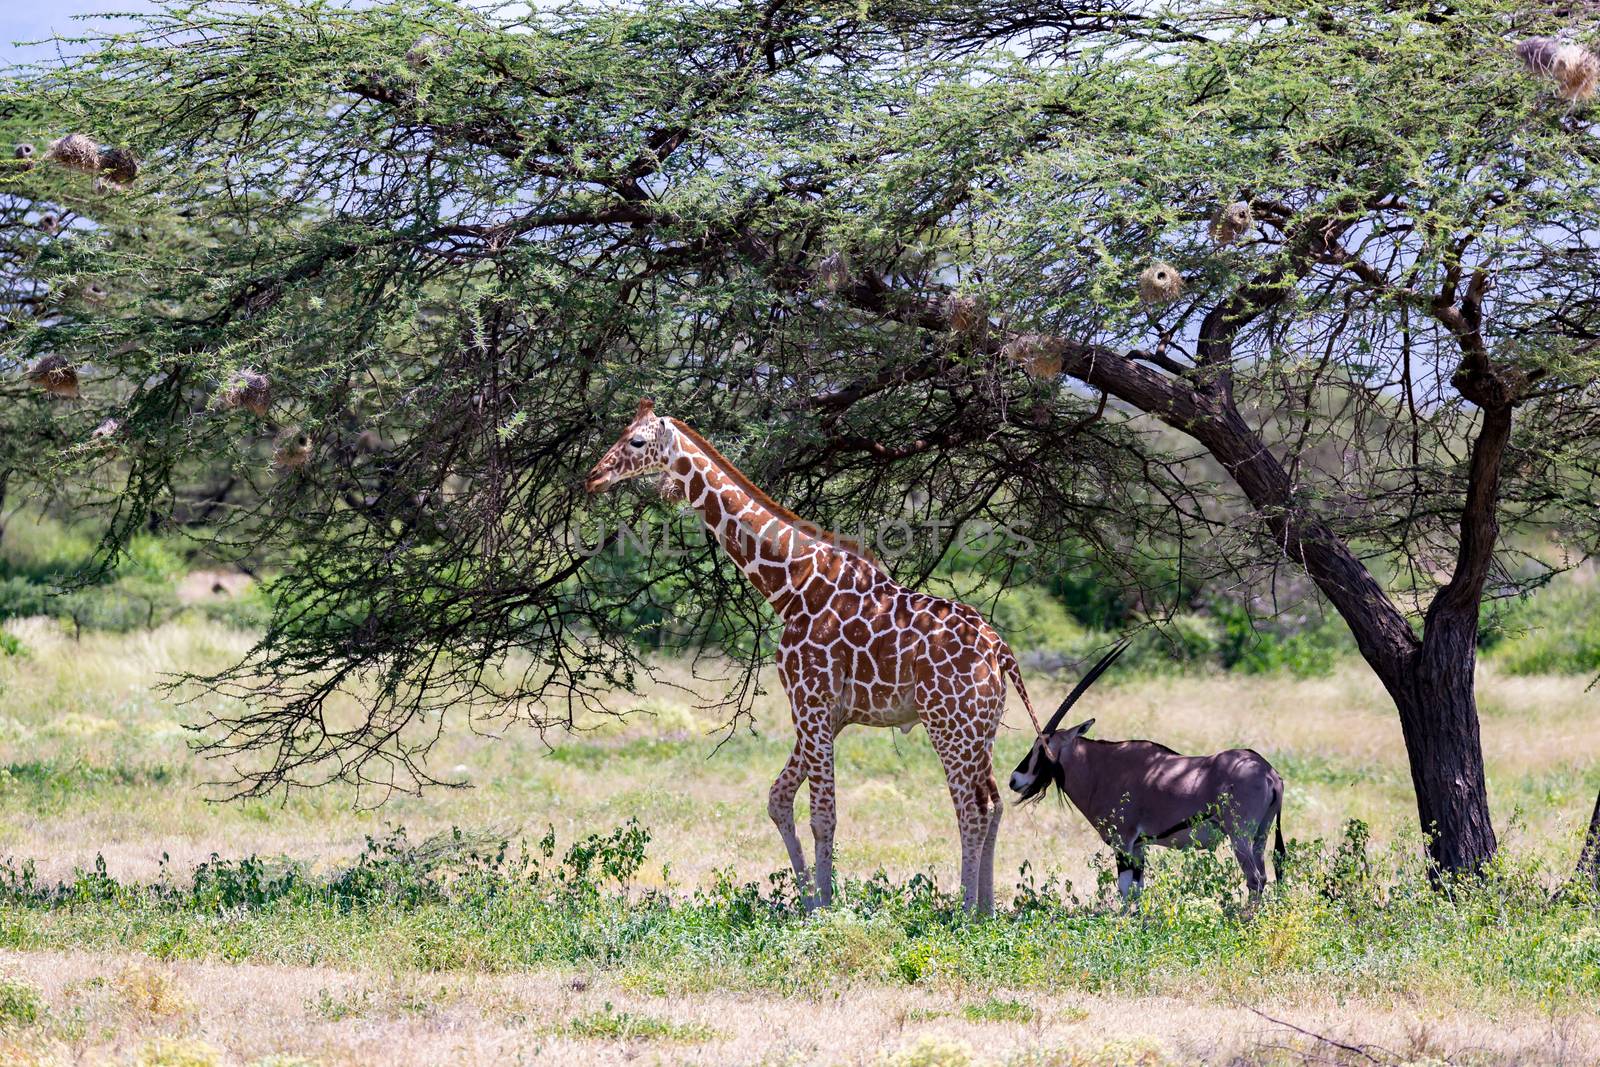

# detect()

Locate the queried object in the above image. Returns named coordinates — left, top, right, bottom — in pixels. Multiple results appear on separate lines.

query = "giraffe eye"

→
left=628, top=437, right=646, bottom=449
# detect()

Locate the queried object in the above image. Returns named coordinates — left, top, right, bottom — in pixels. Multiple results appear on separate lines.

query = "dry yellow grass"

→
left=4, top=948, right=1597, bottom=1067
left=1, top=617, right=1595, bottom=892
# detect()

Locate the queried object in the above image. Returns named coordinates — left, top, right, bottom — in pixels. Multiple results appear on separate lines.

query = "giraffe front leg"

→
left=927, top=717, right=986, bottom=912
left=768, top=747, right=809, bottom=902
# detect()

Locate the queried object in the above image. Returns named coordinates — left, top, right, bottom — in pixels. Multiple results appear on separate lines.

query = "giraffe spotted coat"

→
left=586, top=399, right=1042, bottom=913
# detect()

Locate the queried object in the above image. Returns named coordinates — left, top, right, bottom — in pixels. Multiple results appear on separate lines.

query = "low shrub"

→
left=0, top=978, right=42, bottom=1029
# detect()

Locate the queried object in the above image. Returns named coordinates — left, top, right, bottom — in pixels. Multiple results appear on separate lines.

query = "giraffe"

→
left=585, top=398, right=1045, bottom=913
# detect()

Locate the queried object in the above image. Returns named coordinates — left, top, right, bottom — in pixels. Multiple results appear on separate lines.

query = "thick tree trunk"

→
left=1384, top=625, right=1498, bottom=874
left=1578, top=788, right=1600, bottom=889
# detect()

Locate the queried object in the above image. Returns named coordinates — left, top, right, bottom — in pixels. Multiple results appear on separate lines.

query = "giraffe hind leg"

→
left=977, top=771, right=1002, bottom=915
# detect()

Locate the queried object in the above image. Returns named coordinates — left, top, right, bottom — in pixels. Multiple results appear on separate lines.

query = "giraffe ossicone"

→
left=585, top=398, right=1045, bottom=914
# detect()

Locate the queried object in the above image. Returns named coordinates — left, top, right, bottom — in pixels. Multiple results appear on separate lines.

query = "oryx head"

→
left=1009, top=641, right=1128, bottom=803
left=585, top=398, right=672, bottom=494
left=1009, top=717, right=1096, bottom=803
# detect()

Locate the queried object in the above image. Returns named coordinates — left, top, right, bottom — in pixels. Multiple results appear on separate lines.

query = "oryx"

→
left=1009, top=643, right=1286, bottom=901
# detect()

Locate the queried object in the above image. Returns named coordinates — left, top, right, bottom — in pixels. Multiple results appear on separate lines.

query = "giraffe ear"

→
left=635, top=397, right=655, bottom=420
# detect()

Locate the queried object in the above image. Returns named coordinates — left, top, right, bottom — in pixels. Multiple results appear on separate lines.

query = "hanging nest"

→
left=45, top=134, right=102, bottom=174
left=26, top=355, right=80, bottom=399
left=1138, top=262, right=1184, bottom=305
left=90, top=417, right=121, bottom=441
left=273, top=429, right=314, bottom=470
left=13, top=143, right=34, bottom=170
left=36, top=213, right=59, bottom=235
left=99, top=146, right=139, bottom=185
left=1000, top=333, right=1068, bottom=380
left=406, top=34, right=453, bottom=71
left=1517, top=37, right=1600, bottom=103
left=815, top=250, right=851, bottom=293
left=1209, top=201, right=1253, bottom=246
left=221, top=369, right=272, bottom=417
left=942, top=293, right=986, bottom=336
left=80, top=281, right=110, bottom=307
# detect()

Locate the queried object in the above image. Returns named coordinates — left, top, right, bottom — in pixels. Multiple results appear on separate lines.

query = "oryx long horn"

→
left=1043, top=640, right=1129, bottom=733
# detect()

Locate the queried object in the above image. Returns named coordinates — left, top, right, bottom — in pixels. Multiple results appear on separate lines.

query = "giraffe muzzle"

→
left=584, top=470, right=613, bottom=494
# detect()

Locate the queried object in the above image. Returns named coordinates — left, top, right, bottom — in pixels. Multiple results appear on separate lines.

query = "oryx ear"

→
left=1064, top=717, right=1095, bottom=738
left=635, top=397, right=655, bottom=420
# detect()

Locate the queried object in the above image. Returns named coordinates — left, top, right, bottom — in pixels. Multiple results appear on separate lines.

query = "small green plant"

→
left=558, top=1002, right=717, bottom=1042
left=0, top=977, right=43, bottom=1029
left=306, top=986, right=371, bottom=1022
left=961, top=996, right=1035, bottom=1023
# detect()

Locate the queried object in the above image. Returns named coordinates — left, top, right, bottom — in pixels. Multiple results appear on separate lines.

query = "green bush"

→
left=1488, top=579, right=1600, bottom=676
left=1212, top=602, right=1355, bottom=678
left=0, top=577, right=51, bottom=622
left=0, top=977, right=42, bottom=1029
left=931, top=573, right=1090, bottom=653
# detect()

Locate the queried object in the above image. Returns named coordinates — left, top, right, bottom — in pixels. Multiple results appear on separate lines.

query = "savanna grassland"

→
left=1, top=614, right=1599, bottom=1066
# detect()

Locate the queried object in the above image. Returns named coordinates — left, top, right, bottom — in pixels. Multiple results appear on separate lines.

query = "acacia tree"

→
left=4, top=0, right=1598, bottom=872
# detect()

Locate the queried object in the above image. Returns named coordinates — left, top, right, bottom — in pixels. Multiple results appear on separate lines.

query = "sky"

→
left=3, top=1, right=160, bottom=64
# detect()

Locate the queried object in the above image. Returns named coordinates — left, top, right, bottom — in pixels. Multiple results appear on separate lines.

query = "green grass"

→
left=2, top=821, right=1598, bottom=1010
left=961, top=997, right=1036, bottom=1023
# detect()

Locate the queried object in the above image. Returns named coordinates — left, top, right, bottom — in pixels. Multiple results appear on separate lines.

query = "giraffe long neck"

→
left=662, top=422, right=852, bottom=614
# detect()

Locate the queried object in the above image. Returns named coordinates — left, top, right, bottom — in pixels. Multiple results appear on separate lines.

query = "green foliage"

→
left=1487, top=579, right=1600, bottom=676
left=0, top=977, right=42, bottom=1030
left=1211, top=603, right=1356, bottom=678
left=2, top=820, right=1598, bottom=1004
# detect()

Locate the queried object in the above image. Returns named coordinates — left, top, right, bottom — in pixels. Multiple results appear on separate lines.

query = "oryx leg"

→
left=1232, top=821, right=1270, bottom=904
left=1115, top=840, right=1147, bottom=903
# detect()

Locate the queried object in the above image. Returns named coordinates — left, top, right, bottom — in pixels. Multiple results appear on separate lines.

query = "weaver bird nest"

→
left=1517, top=38, right=1600, bottom=103
left=1209, top=201, right=1253, bottom=246
left=90, top=418, right=121, bottom=442
left=221, top=369, right=272, bottom=417
left=36, top=213, right=59, bottom=236
left=406, top=34, right=453, bottom=70
left=815, top=250, right=851, bottom=293
left=942, top=293, right=987, bottom=336
left=42, top=134, right=139, bottom=184
left=26, top=355, right=80, bottom=398
left=80, top=281, right=110, bottom=307
left=1001, top=333, right=1068, bottom=380
left=13, top=143, right=34, bottom=170
left=273, top=430, right=314, bottom=470
left=1138, top=262, right=1183, bottom=305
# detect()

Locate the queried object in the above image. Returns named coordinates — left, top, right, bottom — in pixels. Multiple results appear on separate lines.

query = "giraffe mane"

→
left=667, top=418, right=885, bottom=573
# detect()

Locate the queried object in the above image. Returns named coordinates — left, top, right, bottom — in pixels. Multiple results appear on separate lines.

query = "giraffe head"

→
left=585, top=398, right=673, bottom=494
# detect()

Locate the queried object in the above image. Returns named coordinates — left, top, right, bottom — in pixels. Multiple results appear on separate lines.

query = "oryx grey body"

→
left=1009, top=644, right=1285, bottom=901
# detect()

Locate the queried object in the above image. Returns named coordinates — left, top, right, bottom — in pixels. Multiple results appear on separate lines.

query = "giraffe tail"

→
left=998, top=642, right=1046, bottom=741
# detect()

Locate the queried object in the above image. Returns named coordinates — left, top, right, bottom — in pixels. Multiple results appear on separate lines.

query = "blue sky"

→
left=3, top=1, right=159, bottom=64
